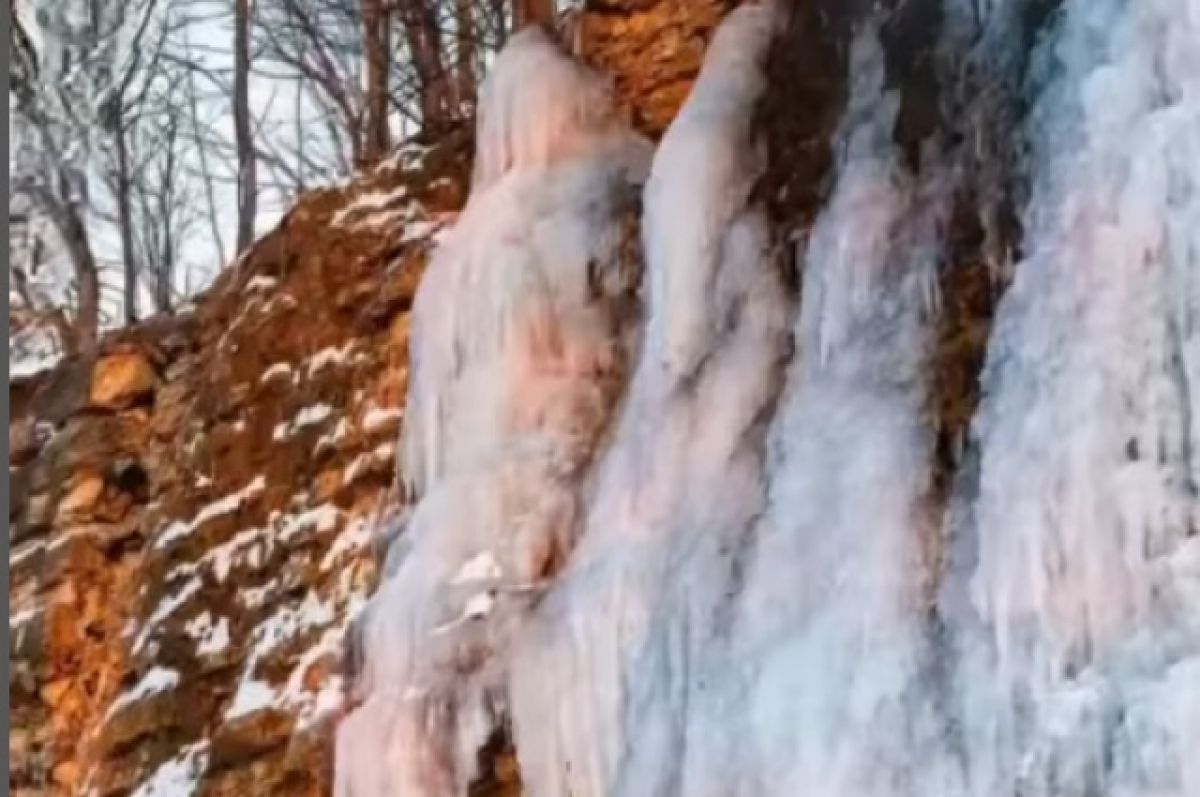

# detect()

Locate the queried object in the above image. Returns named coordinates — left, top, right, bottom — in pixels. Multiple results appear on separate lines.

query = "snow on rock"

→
left=130, top=743, right=210, bottom=797
left=106, top=667, right=180, bottom=719
left=330, top=187, right=414, bottom=228
left=321, top=517, right=372, bottom=571
left=240, top=583, right=276, bottom=612
left=272, top=404, right=335, bottom=441
left=277, top=504, right=342, bottom=544
left=133, top=578, right=203, bottom=655
left=184, top=612, right=232, bottom=658
left=9, top=539, right=46, bottom=570
left=260, top=362, right=295, bottom=384
left=245, top=275, right=278, bottom=293
left=315, top=418, right=351, bottom=454
left=306, top=342, right=357, bottom=378
left=250, top=591, right=337, bottom=659
left=400, top=220, right=443, bottom=244
left=152, top=476, right=267, bottom=551
left=341, top=442, right=395, bottom=487
left=224, top=677, right=278, bottom=721
left=204, top=524, right=271, bottom=582
left=362, top=405, right=403, bottom=433
left=10, top=606, right=41, bottom=631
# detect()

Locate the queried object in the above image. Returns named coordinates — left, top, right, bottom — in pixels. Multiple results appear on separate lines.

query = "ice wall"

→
left=947, top=0, right=1200, bottom=794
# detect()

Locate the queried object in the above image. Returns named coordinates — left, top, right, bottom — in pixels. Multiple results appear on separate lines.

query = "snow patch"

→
left=246, top=275, right=278, bottom=293
left=273, top=404, right=335, bottom=441
left=362, top=406, right=403, bottom=433
left=278, top=504, right=342, bottom=544
left=9, top=539, right=46, bottom=569
left=260, top=362, right=295, bottom=384
left=315, top=418, right=351, bottom=454
left=307, top=342, right=356, bottom=378
left=152, top=477, right=267, bottom=551
left=185, top=612, right=232, bottom=658
left=321, top=517, right=372, bottom=571
left=224, top=677, right=278, bottom=721
left=130, top=742, right=209, bottom=797
left=106, top=667, right=179, bottom=718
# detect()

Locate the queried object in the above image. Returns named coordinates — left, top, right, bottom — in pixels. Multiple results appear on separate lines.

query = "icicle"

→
left=949, top=0, right=1200, bottom=794
left=336, top=28, right=649, bottom=797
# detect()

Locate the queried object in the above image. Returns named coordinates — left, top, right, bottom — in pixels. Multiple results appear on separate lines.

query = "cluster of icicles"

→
left=335, top=0, right=1200, bottom=795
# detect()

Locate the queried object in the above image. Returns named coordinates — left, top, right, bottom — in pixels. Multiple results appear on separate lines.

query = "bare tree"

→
left=181, top=23, right=228, bottom=268
left=453, top=0, right=478, bottom=109
left=9, top=1, right=113, bottom=351
left=234, top=0, right=257, bottom=254
left=362, top=0, right=392, bottom=164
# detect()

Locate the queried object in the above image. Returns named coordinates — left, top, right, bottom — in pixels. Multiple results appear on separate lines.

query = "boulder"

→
left=89, top=353, right=157, bottom=411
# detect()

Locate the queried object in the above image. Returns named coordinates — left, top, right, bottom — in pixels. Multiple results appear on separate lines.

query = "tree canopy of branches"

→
left=8, top=0, right=565, bottom=367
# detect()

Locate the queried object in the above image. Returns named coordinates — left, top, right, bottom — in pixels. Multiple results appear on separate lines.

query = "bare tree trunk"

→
left=116, top=122, right=139, bottom=324
left=156, top=115, right=178, bottom=313
left=362, top=0, right=391, bottom=166
left=514, top=0, right=555, bottom=29
left=396, top=0, right=451, bottom=134
left=234, top=0, right=257, bottom=254
left=57, top=207, right=101, bottom=353
left=454, top=0, right=476, bottom=109
left=184, top=27, right=228, bottom=268
left=294, top=76, right=306, bottom=192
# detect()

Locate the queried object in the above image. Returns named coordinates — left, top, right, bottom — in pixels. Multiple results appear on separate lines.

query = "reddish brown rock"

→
left=88, top=352, right=158, bottom=411
left=55, top=473, right=105, bottom=521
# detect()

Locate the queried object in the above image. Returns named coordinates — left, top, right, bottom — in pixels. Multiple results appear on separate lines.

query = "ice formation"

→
left=338, top=0, right=1200, bottom=795
left=945, top=0, right=1200, bottom=793
left=510, top=6, right=788, bottom=796
left=723, top=20, right=958, bottom=796
left=335, top=24, right=650, bottom=797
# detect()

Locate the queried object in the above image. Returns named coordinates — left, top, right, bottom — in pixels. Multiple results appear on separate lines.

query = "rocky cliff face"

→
left=8, top=140, right=469, bottom=795
left=8, top=3, right=727, bottom=795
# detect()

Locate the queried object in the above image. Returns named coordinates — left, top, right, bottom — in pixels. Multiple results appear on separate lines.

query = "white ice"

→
left=945, top=0, right=1200, bottom=794
left=336, top=23, right=651, bottom=797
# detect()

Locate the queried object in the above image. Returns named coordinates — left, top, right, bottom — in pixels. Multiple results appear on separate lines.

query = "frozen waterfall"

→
left=337, top=1, right=1200, bottom=795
